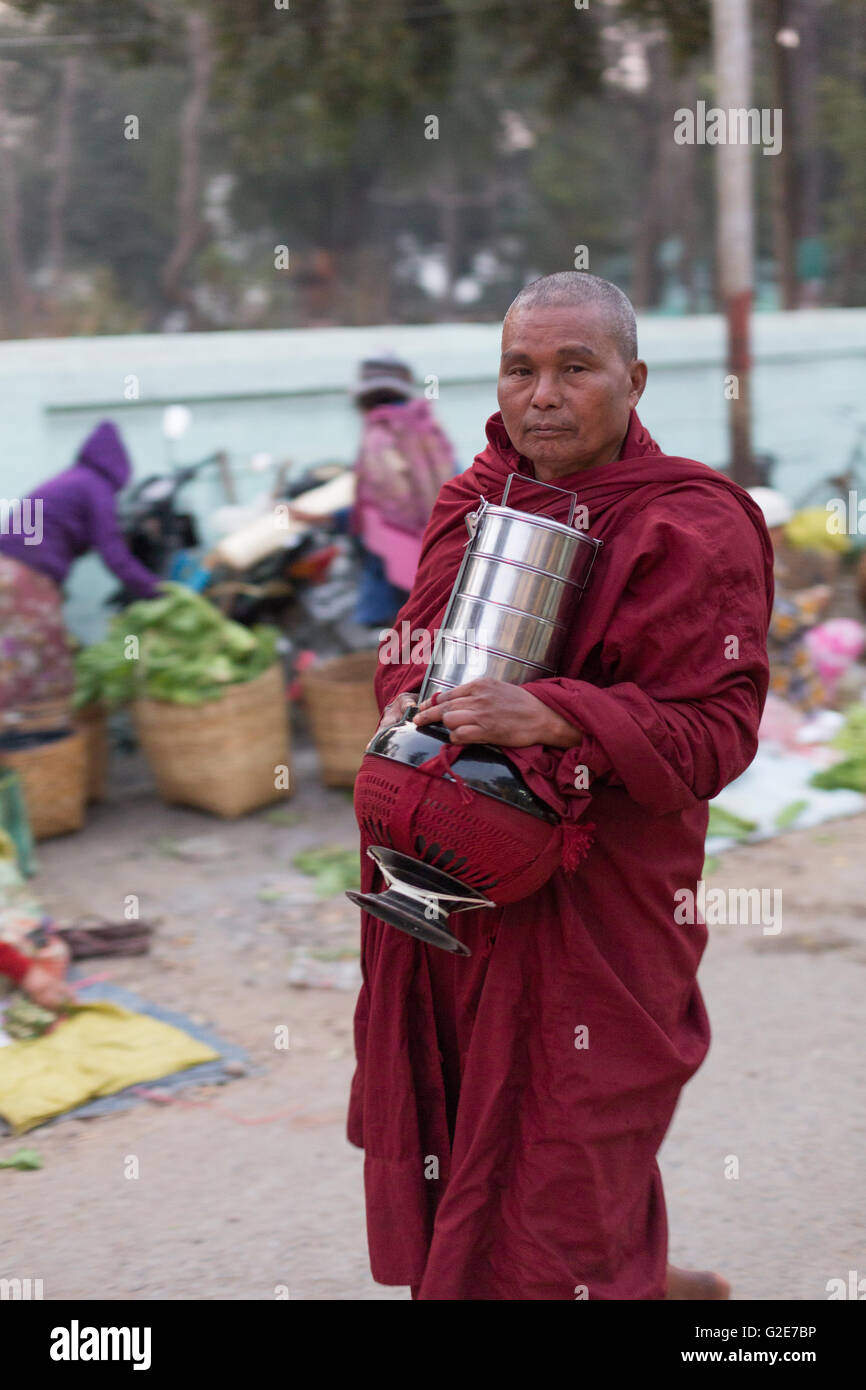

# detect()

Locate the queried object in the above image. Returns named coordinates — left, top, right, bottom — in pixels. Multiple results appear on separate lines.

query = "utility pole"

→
left=712, top=0, right=754, bottom=485
left=767, top=0, right=798, bottom=309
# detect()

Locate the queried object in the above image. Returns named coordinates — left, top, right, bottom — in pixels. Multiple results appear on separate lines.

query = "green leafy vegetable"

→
left=265, top=809, right=302, bottom=827
left=811, top=759, right=866, bottom=793
left=774, top=799, right=809, bottom=829
left=809, top=704, right=866, bottom=794
left=293, top=846, right=361, bottom=896
left=706, top=805, right=758, bottom=840
left=832, top=704, right=866, bottom=758
left=3, top=996, right=57, bottom=1039
left=72, top=584, right=280, bottom=708
left=0, top=1148, right=43, bottom=1170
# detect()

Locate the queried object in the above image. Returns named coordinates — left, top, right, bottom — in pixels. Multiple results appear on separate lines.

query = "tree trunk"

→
left=0, top=64, right=33, bottom=337
left=160, top=10, right=215, bottom=323
left=767, top=0, right=799, bottom=309
left=432, top=163, right=462, bottom=321
left=674, top=63, right=700, bottom=313
left=46, top=54, right=82, bottom=286
left=792, top=0, right=824, bottom=304
left=794, top=0, right=822, bottom=241
left=631, top=40, right=671, bottom=310
left=712, top=0, right=755, bottom=484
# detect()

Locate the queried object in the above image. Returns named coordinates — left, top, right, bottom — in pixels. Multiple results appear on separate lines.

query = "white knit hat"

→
left=748, top=486, right=793, bottom=529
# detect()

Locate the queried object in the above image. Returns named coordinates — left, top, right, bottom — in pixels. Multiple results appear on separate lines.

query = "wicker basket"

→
left=132, top=663, right=292, bottom=818
left=300, top=650, right=381, bottom=787
left=1, top=697, right=71, bottom=735
left=0, top=730, right=88, bottom=839
left=73, top=703, right=109, bottom=802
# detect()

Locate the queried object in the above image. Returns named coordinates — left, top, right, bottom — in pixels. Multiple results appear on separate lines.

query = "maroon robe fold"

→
left=347, top=409, right=774, bottom=1300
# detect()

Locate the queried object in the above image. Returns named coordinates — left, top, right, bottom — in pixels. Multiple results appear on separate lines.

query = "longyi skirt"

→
left=0, top=556, right=75, bottom=717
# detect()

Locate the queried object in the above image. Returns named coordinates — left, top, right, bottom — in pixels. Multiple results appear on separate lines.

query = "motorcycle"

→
left=118, top=449, right=228, bottom=588
left=205, top=458, right=370, bottom=660
left=114, top=443, right=371, bottom=671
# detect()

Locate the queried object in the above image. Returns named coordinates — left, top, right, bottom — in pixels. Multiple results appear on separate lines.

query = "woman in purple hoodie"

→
left=0, top=421, right=161, bottom=719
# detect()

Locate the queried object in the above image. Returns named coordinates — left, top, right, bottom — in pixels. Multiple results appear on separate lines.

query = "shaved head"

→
left=497, top=271, right=647, bottom=478
left=505, top=272, right=638, bottom=365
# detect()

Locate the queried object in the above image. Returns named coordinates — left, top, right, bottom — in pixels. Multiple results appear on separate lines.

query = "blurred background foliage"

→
left=0, top=0, right=863, bottom=336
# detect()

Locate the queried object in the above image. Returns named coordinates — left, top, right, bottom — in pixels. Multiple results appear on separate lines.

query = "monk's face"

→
left=497, top=304, right=647, bottom=479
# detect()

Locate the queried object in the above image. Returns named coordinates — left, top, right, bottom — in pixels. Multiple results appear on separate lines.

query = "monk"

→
left=347, top=271, right=773, bottom=1300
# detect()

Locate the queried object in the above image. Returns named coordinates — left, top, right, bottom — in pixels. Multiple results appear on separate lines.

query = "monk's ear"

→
left=627, top=359, right=648, bottom=407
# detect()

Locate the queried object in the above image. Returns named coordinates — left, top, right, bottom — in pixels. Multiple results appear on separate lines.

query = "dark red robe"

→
left=347, top=409, right=774, bottom=1300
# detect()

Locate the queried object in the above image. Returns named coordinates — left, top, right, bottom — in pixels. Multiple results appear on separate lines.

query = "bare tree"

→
left=630, top=38, right=671, bottom=310
left=792, top=0, right=825, bottom=304
left=0, top=63, right=33, bottom=336
left=675, top=63, right=701, bottom=312
left=160, top=7, right=215, bottom=322
left=46, top=54, right=82, bottom=286
left=767, top=0, right=799, bottom=308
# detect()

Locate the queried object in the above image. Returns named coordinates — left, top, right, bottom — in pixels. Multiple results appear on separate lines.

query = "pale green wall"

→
left=1, top=312, right=864, bottom=641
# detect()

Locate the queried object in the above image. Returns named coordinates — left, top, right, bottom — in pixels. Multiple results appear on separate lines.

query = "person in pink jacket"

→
left=291, top=354, right=458, bottom=628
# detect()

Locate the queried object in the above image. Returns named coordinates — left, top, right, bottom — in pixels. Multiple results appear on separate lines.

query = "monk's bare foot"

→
left=665, top=1263, right=731, bottom=1301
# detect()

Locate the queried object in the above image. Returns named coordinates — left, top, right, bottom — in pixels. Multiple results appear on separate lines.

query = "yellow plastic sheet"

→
left=786, top=507, right=852, bottom=554
left=0, top=1002, right=219, bottom=1134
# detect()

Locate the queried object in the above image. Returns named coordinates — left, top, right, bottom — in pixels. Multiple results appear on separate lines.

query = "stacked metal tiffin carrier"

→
left=348, top=475, right=602, bottom=957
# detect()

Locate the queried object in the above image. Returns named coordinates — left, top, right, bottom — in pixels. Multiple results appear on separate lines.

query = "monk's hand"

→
left=413, top=678, right=582, bottom=748
left=375, top=689, right=421, bottom=736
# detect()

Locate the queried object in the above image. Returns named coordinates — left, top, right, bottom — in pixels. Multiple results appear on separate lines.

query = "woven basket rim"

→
left=300, top=650, right=380, bottom=688
left=2, top=696, right=73, bottom=734
left=73, top=701, right=108, bottom=719
left=132, top=661, right=290, bottom=816
left=0, top=727, right=86, bottom=755
left=0, top=728, right=88, bottom=838
left=132, top=661, right=283, bottom=712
